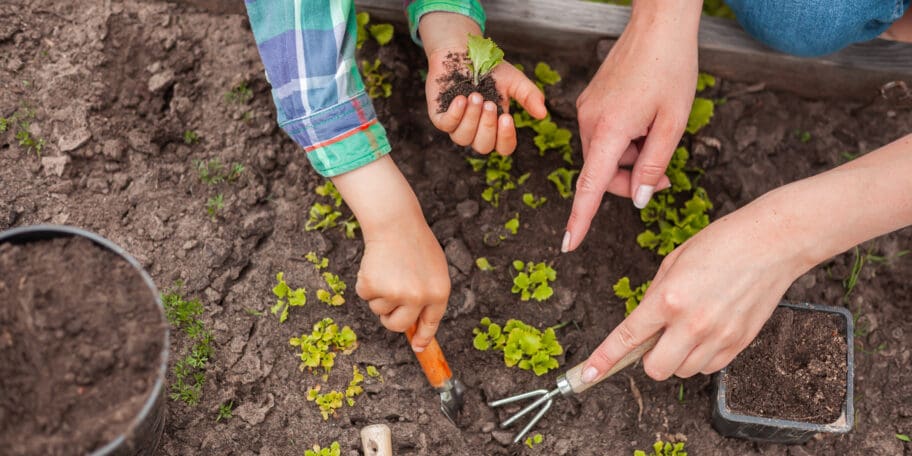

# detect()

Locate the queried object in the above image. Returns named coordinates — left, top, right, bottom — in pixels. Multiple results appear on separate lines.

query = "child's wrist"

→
left=418, top=12, right=481, bottom=56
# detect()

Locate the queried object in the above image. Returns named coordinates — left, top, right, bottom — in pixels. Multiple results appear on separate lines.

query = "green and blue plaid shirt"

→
left=245, top=0, right=485, bottom=176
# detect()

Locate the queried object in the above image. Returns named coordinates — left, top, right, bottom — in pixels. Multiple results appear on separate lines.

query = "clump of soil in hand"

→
left=0, top=237, right=165, bottom=456
left=436, top=52, right=503, bottom=114
left=725, top=307, right=847, bottom=424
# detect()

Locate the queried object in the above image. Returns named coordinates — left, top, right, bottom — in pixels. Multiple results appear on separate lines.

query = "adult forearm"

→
left=749, top=134, right=912, bottom=273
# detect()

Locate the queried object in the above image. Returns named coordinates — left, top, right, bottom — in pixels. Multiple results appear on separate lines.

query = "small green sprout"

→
left=183, top=130, right=200, bottom=145
left=636, top=188, right=712, bottom=255
left=686, top=97, right=714, bottom=134
left=796, top=130, right=812, bottom=143
left=225, top=81, right=253, bottom=104
left=467, top=154, right=518, bottom=207
left=195, top=158, right=244, bottom=185
left=666, top=147, right=692, bottom=193
left=346, top=365, right=365, bottom=406
left=678, top=383, right=685, bottom=403
left=843, top=246, right=865, bottom=300
left=897, top=434, right=911, bottom=442
left=227, top=163, right=244, bottom=181
left=206, top=194, right=224, bottom=221
left=512, top=260, right=556, bottom=302
left=290, top=317, right=358, bottom=378
left=534, top=62, right=561, bottom=89
left=525, top=433, right=544, bottom=448
left=0, top=116, right=7, bottom=133
left=475, top=257, right=495, bottom=271
left=341, top=217, right=360, bottom=239
left=356, top=12, right=371, bottom=49
left=216, top=400, right=234, bottom=422
left=633, top=440, right=687, bottom=456
left=369, top=23, right=394, bottom=45
left=366, top=365, right=383, bottom=382
left=316, top=181, right=343, bottom=207
left=162, top=283, right=213, bottom=406
left=271, top=272, right=307, bottom=323
left=305, top=251, right=329, bottom=270
left=307, top=386, right=344, bottom=420
left=305, top=441, right=341, bottom=456
left=473, top=317, right=563, bottom=376
left=306, top=203, right=343, bottom=231
left=504, top=213, right=520, bottom=235
left=522, top=192, right=547, bottom=209
left=547, top=168, right=579, bottom=199
left=362, top=58, right=392, bottom=98
left=696, top=72, right=716, bottom=92
left=466, top=34, right=504, bottom=86
left=317, top=272, right=346, bottom=306
left=532, top=119, right=573, bottom=162
left=614, top=277, right=651, bottom=316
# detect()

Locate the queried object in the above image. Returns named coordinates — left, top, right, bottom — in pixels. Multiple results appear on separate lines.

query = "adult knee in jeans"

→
left=726, top=0, right=909, bottom=57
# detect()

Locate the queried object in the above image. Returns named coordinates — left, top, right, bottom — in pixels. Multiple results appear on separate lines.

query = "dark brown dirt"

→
left=725, top=307, right=848, bottom=424
left=2, top=1, right=912, bottom=455
left=0, top=236, right=165, bottom=456
left=436, top=52, right=503, bottom=114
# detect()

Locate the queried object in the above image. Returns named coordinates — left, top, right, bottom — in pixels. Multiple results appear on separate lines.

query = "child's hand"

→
left=331, top=155, right=450, bottom=352
left=418, top=12, right=548, bottom=155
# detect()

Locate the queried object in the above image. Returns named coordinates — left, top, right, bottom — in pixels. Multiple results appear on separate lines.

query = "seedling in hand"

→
left=466, top=34, right=504, bottom=86
left=436, top=34, right=504, bottom=113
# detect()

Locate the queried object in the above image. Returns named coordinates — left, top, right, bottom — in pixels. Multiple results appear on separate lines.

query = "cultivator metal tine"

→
left=488, top=387, right=561, bottom=444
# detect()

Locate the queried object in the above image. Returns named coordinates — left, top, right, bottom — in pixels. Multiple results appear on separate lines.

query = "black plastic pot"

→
left=711, top=301, right=854, bottom=444
left=0, top=224, right=169, bottom=456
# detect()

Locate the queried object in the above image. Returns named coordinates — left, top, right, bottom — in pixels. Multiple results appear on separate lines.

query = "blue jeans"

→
left=726, top=0, right=910, bottom=57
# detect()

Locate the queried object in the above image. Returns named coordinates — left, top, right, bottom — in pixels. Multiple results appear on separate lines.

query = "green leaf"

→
left=512, top=260, right=525, bottom=271
left=534, top=62, right=561, bottom=86
left=686, top=97, right=714, bottom=134
left=898, top=434, right=911, bottom=442
left=466, top=34, right=504, bottom=85
left=473, top=333, right=491, bottom=350
left=613, top=277, right=633, bottom=298
left=547, top=167, right=579, bottom=199
left=369, top=23, right=394, bottom=45
left=475, top=257, right=495, bottom=271
left=532, top=284, right=553, bottom=302
left=504, top=213, right=520, bottom=235
left=696, top=72, right=716, bottom=91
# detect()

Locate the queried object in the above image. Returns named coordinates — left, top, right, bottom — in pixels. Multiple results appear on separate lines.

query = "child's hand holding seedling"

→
left=418, top=12, right=548, bottom=155
left=332, top=155, right=451, bottom=353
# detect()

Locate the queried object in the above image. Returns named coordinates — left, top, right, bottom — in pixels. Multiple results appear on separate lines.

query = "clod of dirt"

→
left=0, top=237, right=165, bottom=455
left=725, top=307, right=847, bottom=424
left=436, top=53, right=503, bottom=114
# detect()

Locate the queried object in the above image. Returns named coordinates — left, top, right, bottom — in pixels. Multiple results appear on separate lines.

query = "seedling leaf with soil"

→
left=614, top=277, right=651, bottom=316
left=476, top=257, right=495, bottom=271
left=466, top=154, right=518, bottom=207
left=305, top=441, right=341, bottom=456
left=206, top=194, right=224, bottom=221
left=271, top=272, right=307, bottom=323
left=1, top=107, right=46, bottom=155
left=162, top=284, right=213, bottom=406
left=345, top=365, right=365, bottom=406
left=548, top=167, right=579, bottom=199
left=305, top=252, right=348, bottom=306
left=466, top=34, right=504, bottom=86
left=504, top=213, right=520, bottom=235
left=525, top=433, right=544, bottom=448
left=512, top=260, right=557, bottom=302
left=216, top=401, right=234, bottom=422
left=636, top=187, right=712, bottom=255
left=290, top=317, right=358, bottom=379
left=366, top=365, right=383, bottom=381
left=686, top=97, right=714, bottom=134
left=306, top=386, right=344, bottom=421
left=473, top=317, right=564, bottom=375
left=307, top=180, right=359, bottom=237
left=534, top=62, right=561, bottom=88
left=362, top=58, right=392, bottom=99
left=522, top=192, right=547, bottom=208
left=633, top=440, right=687, bottom=456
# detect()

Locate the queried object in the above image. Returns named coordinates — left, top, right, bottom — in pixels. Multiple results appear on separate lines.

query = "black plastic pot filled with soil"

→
left=712, top=301, right=854, bottom=444
left=0, top=225, right=169, bottom=455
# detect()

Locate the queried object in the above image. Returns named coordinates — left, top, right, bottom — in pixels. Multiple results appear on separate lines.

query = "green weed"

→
left=216, top=400, right=234, bottom=422
left=162, top=283, right=213, bottom=406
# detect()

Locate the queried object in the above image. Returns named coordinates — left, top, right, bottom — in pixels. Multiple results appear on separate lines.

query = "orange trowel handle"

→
left=405, top=324, right=453, bottom=389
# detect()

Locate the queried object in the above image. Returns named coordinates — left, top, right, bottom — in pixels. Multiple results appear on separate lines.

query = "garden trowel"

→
left=405, top=325, right=466, bottom=426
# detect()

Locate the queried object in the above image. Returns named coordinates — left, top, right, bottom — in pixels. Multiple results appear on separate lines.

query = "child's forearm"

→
left=331, top=155, right=426, bottom=238
left=747, top=133, right=912, bottom=272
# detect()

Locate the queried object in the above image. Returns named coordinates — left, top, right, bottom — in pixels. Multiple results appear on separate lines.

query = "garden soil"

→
left=725, top=307, right=848, bottom=424
left=2, top=1, right=912, bottom=455
left=436, top=53, right=503, bottom=114
left=0, top=236, right=164, bottom=455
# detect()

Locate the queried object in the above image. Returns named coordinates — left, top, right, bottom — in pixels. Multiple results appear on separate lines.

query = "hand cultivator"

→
left=406, top=326, right=466, bottom=425
left=489, top=333, right=661, bottom=444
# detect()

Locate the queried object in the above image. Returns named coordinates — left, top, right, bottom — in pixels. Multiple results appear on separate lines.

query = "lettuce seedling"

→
left=307, top=385, right=344, bottom=421
left=696, top=72, right=716, bottom=91
left=356, top=12, right=370, bottom=49
left=512, top=260, right=557, bottom=302
left=633, top=440, right=687, bottom=456
left=467, top=154, right=517, bottom=207
left=534, top=62, right=561, bottom=89
left=614, top=277, right=651, bottom=316
left=362, top=58, right=392, bottom=98
left=685, top=97, right=714, bottom=134
left=476, top=257, right=495, bottom=271
left=547, top=168, right=579, bottom=199
left=522, top=192, right=547, bottom=209
left=305, top=441, right=341, bottom=456
left=525, top=433, right=544, bottom=449
left=466, top=34, right=504, bottom=86
left=532, top=119, right=573, bottom=161
left=306, top=203, right=343, bottom=231
left=366, top=364, right=383, bottom=382
left=504, top=213, right=520, bottom=235
left=271, top=272, right=307, bottom=323
left=345, top=365, right=365, bottom=406
left=473, top=318, right=564, bottom=375
left=666, top=146, right=692, bottom=193
left=305, top=251, right=329, bottom=270
left=290, top=317, right=358, bottom=378
left=637, top=188, right=712, bottom=255
left=369, top=23, right=394, bottom=46
left=316, top=180, right=343, bottom=207
left=341, top=217, right=360, bottom=239
left=317, top=271, right=347, bottom=306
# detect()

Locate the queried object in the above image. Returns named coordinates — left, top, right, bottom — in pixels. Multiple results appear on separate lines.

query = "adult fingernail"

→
left=412, top=345, right=425, bottom=353
left=582, top=366, right=598, bottom=383
left=561, top=231, right=571, bottom=253
left=634, top=185, right=655, bottom=209
left=470, top=93, right=483, bottom=104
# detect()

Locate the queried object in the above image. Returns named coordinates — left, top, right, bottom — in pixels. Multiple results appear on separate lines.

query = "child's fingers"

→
left=430, top=95, right=467, bottom=133
left=409, top=304, right=446, bottom=352
left=494, top=114, right=517, bottom=156
left=471, top=101, right=499, bottom=154
left=380, top=305, right=421, bottom=333
left=507, top=68, right=547, bottom=120
left=449, top=93, right=484, bottom=147
left=367, top=297, right=396, bottom=317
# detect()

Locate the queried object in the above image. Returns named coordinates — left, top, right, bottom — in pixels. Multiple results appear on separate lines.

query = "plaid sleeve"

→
left=245, top=0, right=390, bottom=177
left=403, top=0, right=486, bottom=45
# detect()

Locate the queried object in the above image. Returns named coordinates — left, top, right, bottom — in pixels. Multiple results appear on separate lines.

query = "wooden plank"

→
left=355, top=0, right=912, bottom=100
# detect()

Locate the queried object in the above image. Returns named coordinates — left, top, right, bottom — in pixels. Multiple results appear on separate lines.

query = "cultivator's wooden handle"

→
left=405, top=324, right=453, bottom=389
left=361, top=424, right=394, bottom=456
left=562, top=332, right=662, bottom=395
